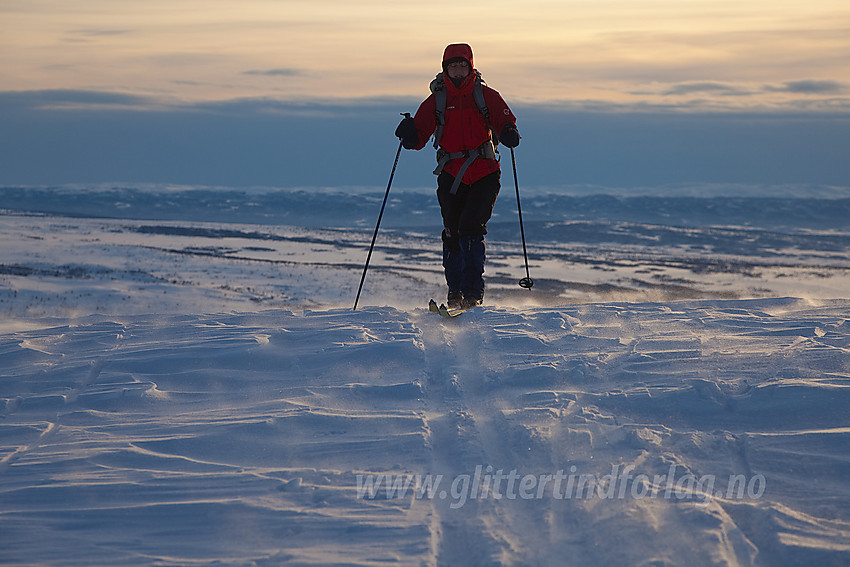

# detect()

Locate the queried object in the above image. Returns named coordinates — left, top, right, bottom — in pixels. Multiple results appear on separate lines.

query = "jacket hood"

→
left=442, top=43, right=474, bottom=71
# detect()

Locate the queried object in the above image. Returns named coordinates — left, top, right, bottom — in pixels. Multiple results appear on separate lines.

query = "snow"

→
left=1, top=184, right=850, bottom=566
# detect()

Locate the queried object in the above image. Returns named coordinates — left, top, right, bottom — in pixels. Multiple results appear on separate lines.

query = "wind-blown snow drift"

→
left=2, top=299, right=850, bottom=565
left=2, top=184, right=850, bottom=565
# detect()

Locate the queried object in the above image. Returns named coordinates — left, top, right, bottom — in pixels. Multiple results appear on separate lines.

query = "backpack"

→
left=428, top=70, right=500, bottom=194
left=429, top=70, right=497, bottom=149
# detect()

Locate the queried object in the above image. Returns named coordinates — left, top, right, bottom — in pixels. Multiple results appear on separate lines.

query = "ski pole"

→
left=353, top=114, right=409, bottom=310
left=510, top=147, right=534, bottom=289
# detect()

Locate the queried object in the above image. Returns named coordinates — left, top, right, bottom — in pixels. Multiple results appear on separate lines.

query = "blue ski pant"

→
left=437, top=170, right=500, bottom=299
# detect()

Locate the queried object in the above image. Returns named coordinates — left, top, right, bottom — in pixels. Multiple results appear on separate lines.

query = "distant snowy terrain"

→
left=2, top=185, right=850, bottom=316
left=2, top=185, right=850, bottom=566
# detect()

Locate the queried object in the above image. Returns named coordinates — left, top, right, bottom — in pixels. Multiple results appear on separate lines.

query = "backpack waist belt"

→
left=433, top=140, right=498, bottom=194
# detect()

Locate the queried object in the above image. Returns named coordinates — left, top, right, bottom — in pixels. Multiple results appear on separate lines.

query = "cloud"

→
left=61, top=28, right=135, bottom=44
left=765, top=80, right=848, bottom=94
left=68, top=28, right=134, bottom=37
left=627, top=82, right=754, bottom=99
left=0, top=89, right=156, bottom=110
left=2, top=89, right=849, bottom=189
left=147, top=53, right=226, bottom=67
left=620, top=79, right=850, bottom=112
left=0, top=88, right=419, bottom=117
left=242, top=68, right=305, bottom=77
left=659, top=82, right=752, bottom=97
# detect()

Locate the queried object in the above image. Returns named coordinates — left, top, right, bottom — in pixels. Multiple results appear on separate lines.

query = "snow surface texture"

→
left=2, top=185, right=850, bottom=566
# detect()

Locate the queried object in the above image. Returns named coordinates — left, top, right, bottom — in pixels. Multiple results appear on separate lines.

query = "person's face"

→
left=446, top=59, right=470, bottom=80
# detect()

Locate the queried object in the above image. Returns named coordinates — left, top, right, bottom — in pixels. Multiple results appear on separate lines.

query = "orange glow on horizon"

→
left=1, top=0, right=848, bottom=111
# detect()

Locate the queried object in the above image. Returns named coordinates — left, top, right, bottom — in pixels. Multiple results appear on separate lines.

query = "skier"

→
left=395, top=43, right=520, bottom=310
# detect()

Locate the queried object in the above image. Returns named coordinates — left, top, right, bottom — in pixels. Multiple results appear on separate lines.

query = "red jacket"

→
left=411, top=44, right=517, bottom=186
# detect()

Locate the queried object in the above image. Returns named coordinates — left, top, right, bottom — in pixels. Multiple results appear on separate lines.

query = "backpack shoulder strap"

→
left=430, top=70, right=496, bottom=148
left=473, top=71, right=498, bottom=145
left=430, top=73, right=447, bottom=149
left=472, top=71, right=489, bottom=120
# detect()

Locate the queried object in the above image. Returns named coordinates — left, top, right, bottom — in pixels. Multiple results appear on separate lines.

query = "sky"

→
left=1, top=0, right=849, bottom=189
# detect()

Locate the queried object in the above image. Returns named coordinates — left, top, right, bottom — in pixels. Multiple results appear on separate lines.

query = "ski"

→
left=429, top=298, right=472, bottom=318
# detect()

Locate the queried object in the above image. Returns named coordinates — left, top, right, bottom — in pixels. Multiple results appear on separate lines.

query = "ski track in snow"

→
left=1, top=300, right=850, bottom=565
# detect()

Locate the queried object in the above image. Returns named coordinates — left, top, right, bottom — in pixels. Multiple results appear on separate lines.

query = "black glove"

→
left=500, top=125, right=520, bottom=148
left=395, top=116, right=418, bottom=149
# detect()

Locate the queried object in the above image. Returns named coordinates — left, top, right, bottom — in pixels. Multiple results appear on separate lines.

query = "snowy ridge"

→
left=2, top=299, right=850, bottom=565
left=3, top=187, right=850, bottom=317
left=3, top=184, right=850, bottom=230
